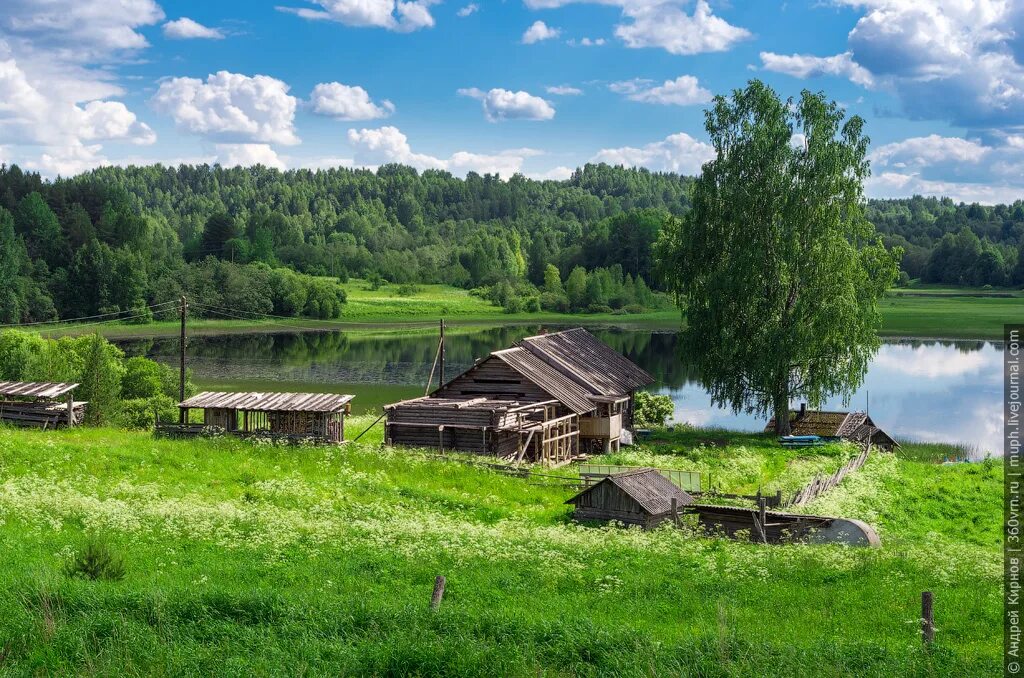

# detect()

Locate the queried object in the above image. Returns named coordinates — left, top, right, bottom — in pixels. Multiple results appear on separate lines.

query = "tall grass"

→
left=0, top=425, right=1001, bottom=675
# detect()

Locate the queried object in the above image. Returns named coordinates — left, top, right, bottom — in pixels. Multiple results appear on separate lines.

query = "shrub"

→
left=119, top=395, right=177, bottom=429
left=634, top=391, right=674, bottom=428
left=539, top=292, right=569, bottom=313
left=397, top=283, right=421, bottom=297
left=585, top=304, right=614, bottom=314
left=64, top=537, right=126, bottom=582
left=623, top=304, right=647, bottom=314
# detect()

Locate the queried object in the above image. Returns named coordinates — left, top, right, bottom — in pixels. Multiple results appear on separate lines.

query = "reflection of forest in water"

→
left=118, top=327, right=994, bottom=391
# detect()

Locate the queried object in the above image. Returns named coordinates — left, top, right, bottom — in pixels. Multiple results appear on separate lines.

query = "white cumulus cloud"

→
left=163, top=18, right=225, bottom=40
left=347, top=126, right=541, bottom=176
left=457, top=87, right=555, bottom=122
left=457, top=4, right=479, bottom=17
left=592, top=131, right=715, bottom=175
left=522, top=20, right=560, bottom=44
left=309, top=82, right=394, bottom=120
left=151, top=71, right=300, bottom=145
left=610, top=75, right=712, bottom=105
left=526, top=0, right=749, bottom=55
left=276, top=0, right=438, bottom=33
left=870, top=135, right=990, bottom=169
left=759, top=51, right=875, bottom=88
left=215, top=143, right=286, bottom=170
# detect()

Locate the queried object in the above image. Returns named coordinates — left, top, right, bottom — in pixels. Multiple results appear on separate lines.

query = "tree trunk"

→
left=773, top=390, right=791, bottom=436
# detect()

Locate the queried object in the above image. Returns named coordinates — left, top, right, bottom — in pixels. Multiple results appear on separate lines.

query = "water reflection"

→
left=120, top=328, right=1002, bottom=455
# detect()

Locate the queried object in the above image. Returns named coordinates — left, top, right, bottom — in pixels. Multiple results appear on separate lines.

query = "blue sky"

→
left=1, top=1, right=1022, bottom=202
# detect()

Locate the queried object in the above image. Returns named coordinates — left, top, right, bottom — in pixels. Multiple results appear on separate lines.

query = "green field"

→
left=0, top=421, right=999, bottom=675
left=34, top=280, right=1022, bottom=341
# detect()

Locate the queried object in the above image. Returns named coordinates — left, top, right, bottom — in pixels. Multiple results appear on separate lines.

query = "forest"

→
left=0, top=162, right=1021, bottom=324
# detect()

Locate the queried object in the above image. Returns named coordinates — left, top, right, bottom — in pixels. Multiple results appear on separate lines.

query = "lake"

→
left=119, top=325, right=1003, bottom=456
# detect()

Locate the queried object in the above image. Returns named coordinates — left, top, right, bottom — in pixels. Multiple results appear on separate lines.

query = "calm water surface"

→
left=120, top=326, right=1002, bottom=455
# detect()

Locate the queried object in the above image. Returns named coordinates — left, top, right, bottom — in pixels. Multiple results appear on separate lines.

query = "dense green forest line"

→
left=0, top=162, right=1021, bottom=324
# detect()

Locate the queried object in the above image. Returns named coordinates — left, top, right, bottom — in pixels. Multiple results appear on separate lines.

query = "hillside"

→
left=0, top=421, right=1000, bottom=675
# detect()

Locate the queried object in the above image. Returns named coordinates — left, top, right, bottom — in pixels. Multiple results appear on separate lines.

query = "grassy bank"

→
left=33, top=280, right=1021, bottom=341
left=0, top=423, right=1000, bottom=675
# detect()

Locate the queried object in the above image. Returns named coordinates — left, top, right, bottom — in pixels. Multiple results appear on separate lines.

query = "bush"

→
left=539, top=292, right=569, bottom=313
left=396, top=283, right=421, bottom=297
left=633, top=391, right=674, bottom=428
left=524, top=296, right=541, bottom=313
left=119, top=395, right=177, bottom=429
left=585, top=304, right=614, bottom=314
left=64, top=537, right=126, bottom=582
left=623, top=304, right=647, bottom=314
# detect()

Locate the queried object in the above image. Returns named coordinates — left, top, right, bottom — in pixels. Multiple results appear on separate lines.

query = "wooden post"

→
left=439, top=319, right=445, bottom=387
left=921, top=591, right=934, bottom=644
left=178, top=295, right=187, bottom=424
left=66, top=391, right=74, bottom=428
left=671, top=497, right=680, bottom=527
left=430, top=575, right=446, bottom=610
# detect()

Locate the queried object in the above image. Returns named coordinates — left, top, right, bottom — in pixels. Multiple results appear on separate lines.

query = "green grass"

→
left=35, top=280, right=1022, bottom=341
left=880, top=292, right=1023, bottom=339
left=0, top=423, right=1000, bottom=675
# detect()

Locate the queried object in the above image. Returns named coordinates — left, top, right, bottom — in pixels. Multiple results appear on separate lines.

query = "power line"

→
left=188, top=303, right=338, bottom=332
left=188, top=302, right=352, bottom=328
left=0, top=300, right=180, bottom=329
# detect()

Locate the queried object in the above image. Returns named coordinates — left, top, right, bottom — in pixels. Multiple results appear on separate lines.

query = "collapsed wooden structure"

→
left=686, top=504, right=881, bottom=547
left=566, top=467, right=695, bottom=529
left=0, top=381, right=84, bottom=429
left=384, top=328, right=654, bottom=464
left=162, top=391, right=353, bottom=444
left=766, top=404, right=899, bottom=450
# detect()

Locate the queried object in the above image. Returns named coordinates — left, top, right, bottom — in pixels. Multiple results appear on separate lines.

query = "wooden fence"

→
left=785, top=446, right=871, bottom=507
left=579, top=463, right=703, bottom=493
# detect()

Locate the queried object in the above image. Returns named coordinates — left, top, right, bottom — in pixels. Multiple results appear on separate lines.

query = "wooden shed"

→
left=166, top=391, right=353, bottom=444
left=0, top=381, right=84, bottom=429
left=686, top=504, right=881, bottom=547
left=385, top=328, right=653, bottom=463
left=765, top=405, right=899, bottom=450
left=566, top=468, right=695, bottom=528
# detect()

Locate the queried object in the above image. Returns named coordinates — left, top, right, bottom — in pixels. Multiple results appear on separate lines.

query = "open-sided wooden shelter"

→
left=384, top=327, right=653, bottom=464
left=765, top=404, right=898, bottom=450
left=166, top=391, right=353, bottom=444
left=0, top=381, right=83, bottom=429
left=566, top=468, right=695, bottom=528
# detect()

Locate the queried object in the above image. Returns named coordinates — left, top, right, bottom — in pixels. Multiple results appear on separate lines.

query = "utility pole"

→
left=179, top=295, right=187, bottom=423
left=439, top=318, right=446, bottom=387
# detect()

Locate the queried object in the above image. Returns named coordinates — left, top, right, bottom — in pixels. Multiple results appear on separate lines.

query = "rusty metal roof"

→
left=519, top=328, right=654, bottom=397
left=567, top=468, right=695, bottom=515
left=179, top=391, right=353, bottom=413
left=493, top=347, right=596, bottom=414
left=0, top=381, right=79, bottom=399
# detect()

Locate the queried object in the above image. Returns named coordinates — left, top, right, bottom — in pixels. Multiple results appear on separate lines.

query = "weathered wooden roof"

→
left=0, top=381, right=79, bottom=399
left=519, top=328, right=654, bottom=397
left=493, top=347, right=596, bottom=414
left=765, top=409, right=898, bottom=447
left=567, top=468, right=695, bottom=515
left=386, top=396, right=531, bottom=411
left=179, top=391, right=353, bottom=413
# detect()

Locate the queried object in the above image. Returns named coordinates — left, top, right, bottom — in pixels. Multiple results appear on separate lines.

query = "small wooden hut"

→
left=566, top=468, right=695, bottom=528
left=385, top=327, right=653, bottom=463
left=0, top=381, right=84, bottom=429
left=765, top=404, right=899, bottom=450
left=168, top=391, right=353, bottom=444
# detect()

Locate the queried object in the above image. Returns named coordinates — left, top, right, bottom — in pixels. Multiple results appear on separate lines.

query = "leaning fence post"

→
left=430, top=575, right=446, bottom=610
left=671, top=497, right=680, bottom=527
left=921, top=591, right=934, bottom=644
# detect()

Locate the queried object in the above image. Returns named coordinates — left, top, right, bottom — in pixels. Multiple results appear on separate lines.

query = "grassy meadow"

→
left=36, top=279, right=1021, bottom=341
left=0, top=419, right=1001, bottom=676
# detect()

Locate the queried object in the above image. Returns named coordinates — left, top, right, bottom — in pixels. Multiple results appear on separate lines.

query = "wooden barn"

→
left=0, top=381, right=84, bottom=429
left=566, top=468, right=696, bottom=528
left=165, top=391, right=353, bottom=444
left=765, top=404, right=899, bottom=450
left=384, top=327, right=653, bottom=463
